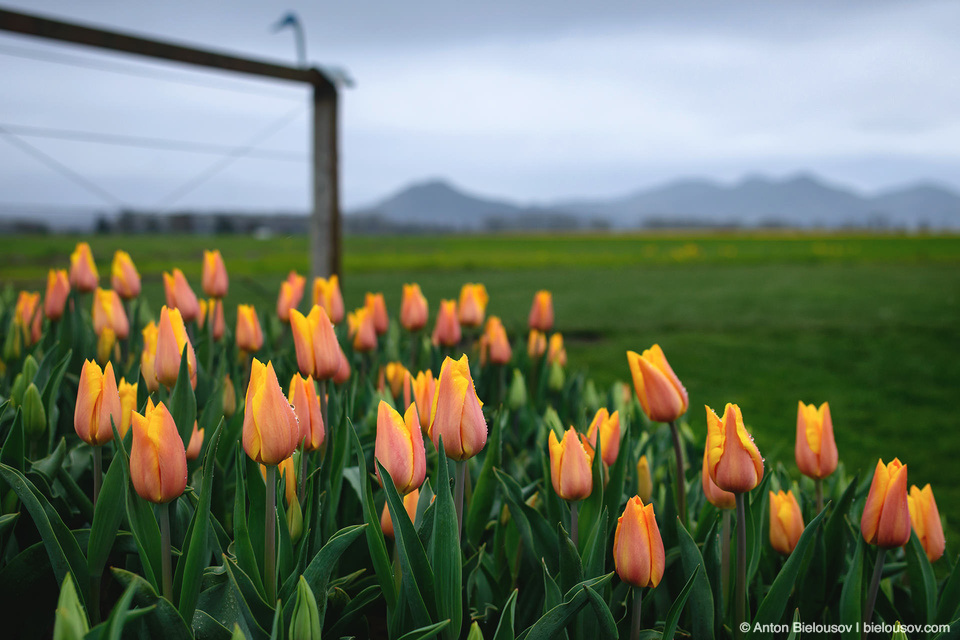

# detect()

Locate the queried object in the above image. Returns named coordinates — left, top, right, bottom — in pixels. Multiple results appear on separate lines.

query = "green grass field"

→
left=3, top=231, right=959, bottom=526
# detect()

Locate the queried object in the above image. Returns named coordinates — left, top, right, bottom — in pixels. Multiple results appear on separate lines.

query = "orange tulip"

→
left=410, top=370, right=436, bottom=432
left=795, top=401, right=838, bottom=480
left=769, top=490, right=804, bottom=555
left=129, top=401, right=187, bottom=503
left=458, top=283, right=489, bottom=328
left=243, top=359, right=300, bottom=465
left=277, top=271, right=306, bottom=323
left=375, top=401, right=426, bottom=495
left=141, top=321, right=159, bottom=393
left=69, top=242, right=99, bottom=292
left=312, top=275, right=344, bottom=324
left=14, top=291, right=42, bottom=347
left=548, top=427, right=594, bottom=501
left=201, top=250, right=228, bottom=298
left=111, top=251, right=141, bottom=299
left=861, top=458, right=911, bottom=548
left=74, top=360, right=122, bottom=446
left=400, top=283, right=429, bottom=332
left=118, top=377, right=138, bottom=439
left=702, top=445, right=736, bottom=509
left=223, top=375, right=237, bottom=418
left=92, top=288, right=129, bottom=339
left=527, top=330, right=547, bottom=359
left=333, top=345, right=351, bottom=384
left=586, top=408, right=621, bottom=466
left=186, top=422, right=204, bottom=460
left=277, top=457, right=297, bottom=507
left=637, top=455, right=653, bottom=505
left=528, top=290, right=554, bottom=332
left=198, top=298, right=225, bottom=341
left=429, top=355, right=487, bottom=461
left=236, top=304, right=264, bottom=353
left=96, top=328, right=117, bottom=365
left=154, top=306, right=197, bottom=389
left=348, top=306, right=377, bottom=352
left=546, top=333, right=567, bottom=367
left=290, top=306, right=341, bottom=379
left=431, top=299, right=461, bottom=347
left=908, top=484, right=945, bottom=562
left=480, top=317, right=512, bottom=366
left=44, top=269, right=70, bottom=320
left=381, top=488, right=420, bottom=539
left=162, top=269, right=200, bottom=323
left=705, top=404, right=764, bottom=494
left=288, top=374, right=325, bottom=452
left=384, top=362, right=407, bottom=399
left=365, top=292, right=389, bottom=335
left=627, top=345, right=689, bottom=423
left=613, top=496, right=665, bottom=588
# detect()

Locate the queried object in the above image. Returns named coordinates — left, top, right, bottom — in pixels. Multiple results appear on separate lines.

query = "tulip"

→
left=333, top=345, right=351, bottom=384
left=154, top=306, right=197, bottom=389
left=141, top=321, right=159, bottom=393
left=429, top=355, right=486, bottom=461
left=384, top=362, right=407, bottom=399
left=400, top=283, right=429, bottom=331
left=627, top=345, right=689, bottom=424
left=861, top=458, right=910, bottom=549
left=129, top=401, right=187, bottom=503
left=636, top=455, right=653, bottom=505
left=201, top=249, right=228, bottom=298
left=908, top=484, right=945, bottom=562
left=69, top=242, right=99, bottom=292
left=705, top=404, right=764, bottom=494
left=111, top=250, right=141, bottom=299
left=92, top=287, right=129, bottom=339
left=97, top=328, right=117, bottom=365
left=795, top=400, right=838, bottom=480
left=118, top=377, right=138, bottom=439
left=44, top=269, right=70, bottom=320
left=431, top=299, right=461, bottom=347
left=585, top=408, right=621, bottom=466
left=14, top=291, right=42, bottom=347
left=162, top=269, right=200, bottom=322
left=74, top=360, right=122, bottom=447
left=769, top=490, right=804, bottom=555
left=277, top=457, right=297, bottom=508
left=277, top=271, right=306, bottom=323
left=243, top=359, right=301, bottom=466
left=290, top=306, right=340, bottom=379
left=527, top=330, right=547, bottom=359
left=702, top=445, right=736, bottom=510
left=410, top=370, right=436, bottom=433
left=223, top=375, right=237, bottom=418
left=185, top=422, right=204, bottom=460
left=549, top=427, right=594, bottom=502
left=236, top=304, right=264, bottom=353
left=528, top=290, right=554, bottom=332
left=547, top=333, right=567, bottom=367
left=480, top=316, right=512, bottom=366
left=199, top=298, right=225, bottom=341
left=375, top=401, right=426, bottom=495
left=312, top=275, right=344, bottom=324
left=381, top=488, right=420, bottom=539
left=288, top=374, right=324, bottom=451
left=613, top=495, right=665, bottom=588
left=365, top=292, right=389, bottom=335
left=348, top=307, right=377, bottom=352
left=458, top=283, right=489, bottom=327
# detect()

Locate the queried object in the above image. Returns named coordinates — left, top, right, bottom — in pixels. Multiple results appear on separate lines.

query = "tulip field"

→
left=0, top=231, right=958, bottom=639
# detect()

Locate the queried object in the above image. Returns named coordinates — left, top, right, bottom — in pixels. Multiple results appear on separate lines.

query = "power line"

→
left=0, top=121, right=308, bottom=162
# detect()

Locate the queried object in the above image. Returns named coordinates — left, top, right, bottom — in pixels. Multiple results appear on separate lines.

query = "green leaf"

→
left=431, top=443, right=463, bottom=640
left=824, top=475, right=859, bottom=587
left=492, top=589, right=519, bottom=640
left=558, top=523, right=583, bottom=593
left=396, top=619, right=451, bottom=640
left=324, top=585, right=382, bottom=639
left=936, top=554, right=960, bottom=625
left=223, top=555, right=275, bottom=634
left=839, top=536, right=864, bottom=640
left=905, top=531, right=936, bottom=626
left=113, top=422, right=162, bottom=591
left=40, top=349, right=71, bottom=437
left=495, top=468, right=560, bottom=573
left=466, top=409, right=504, bottom=547
left=676, top=517, right=715, bottom=640
left=577, top=422, right=605, bottom=547
left=521, top=577, right=613, bottom=640
left=602, top=418, right=631, bottom=521
left=31, top=437, right=66, bottom=483
left=580, top=508, right=608, bottom=578
left=87, top=446, right=126, bottom=578
left=1, top=408, right=25, bottom=472
left=232, top=448, right=265, bottom=599
left=53, top=573, right=89, bottom=640
left=168, top=343, right=197, bottom=449
left=109, top=567, right=192, bottom=640
left=662, top=565, right=702, bottom=640
left=103, top=581, right=139, bottom=640
left=746, top=474, right=771, bottom=586
left=582, top=584, right=618, bottom=639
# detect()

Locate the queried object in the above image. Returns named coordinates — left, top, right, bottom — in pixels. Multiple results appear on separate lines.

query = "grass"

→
left=2, top=231, right=959, bottom=525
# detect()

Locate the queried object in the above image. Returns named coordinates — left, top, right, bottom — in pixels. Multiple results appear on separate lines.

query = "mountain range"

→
left=348, top=173, right=960, bottom=231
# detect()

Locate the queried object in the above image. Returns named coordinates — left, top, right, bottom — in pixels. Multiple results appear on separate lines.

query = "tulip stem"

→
left=92, top=445, right=102, bottom=509
left=864, top=548, right=886, bottom=624
left=455, top=460, right=466, bottom=540
left=159, top=502, right=173, bottom=602
left=265, top=465, right=277, bottom=604
left=735, top=493, right=747, bottom=640
left=721, top=508, right=731, bottom=611
left=815, top=478, right=823, bottom=513
left=570, top=501, right=579, bottom=549
left=668, top=420, right=686, bottom=527
left=630, top=587, right=642, bottom=640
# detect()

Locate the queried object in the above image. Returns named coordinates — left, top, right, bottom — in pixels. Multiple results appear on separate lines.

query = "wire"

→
left=0, top=122, right=308, bottom=162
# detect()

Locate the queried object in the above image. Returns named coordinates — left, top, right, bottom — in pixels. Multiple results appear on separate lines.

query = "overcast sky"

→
left=1, top=0, right=958, bottom=214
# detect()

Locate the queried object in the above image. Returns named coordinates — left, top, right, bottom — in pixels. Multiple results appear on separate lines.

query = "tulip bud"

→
left=130, top=401, right=187, bottom=503
left=290, top=306, right=340, bottom=380
left=223, top=375, right=237, bottom=418
left=22, top=354, right=39, bottom=382
left=74, top=360, right=122, bottom=446
left=201, top=249, right=229, bottom=298
left=481, top=316, right=512, bottom=366
left=111, top=250, right=141, bottom=299
left=400, top=283, right=429, bottom=332
left=410, top=370, right=436, bottom=432
left=277, top=271, right=306, bottom=323
left=613, top=496, right=666, bottom=588
left=527, top=330, right=546, bottom=359
left=118, top=377, right=138, bottom=439
left=348, top=307, right=377, bottom=352
left=702, top=445, right=736, bottom=509
left=376, top=401, right=426, bottom=495
left=430, top=355, right=487, bottom=461
left=431, top=300, right=461, bottom=347
left=384, top=362, right=407, bottom=399
left=908, top=484, right=945, bottom=562
left=155, top=306, right=197, bottom=389
left=548, top=427, right=594, bottom=501
left=14, top=291, right=42, bottom=347
left=507, top=369, right=527, bottom=410
left=528, top=290, right=554, bottom=332
left=795, top=401, right=838, bottom=480
left=22, top=382, right=46, bottom=441
left=10, top=373, right=26, bottom=407
left=769, top=490, right=804, bottom=555
left=243, top=359, right=300, bottom=465
left=44, top=269, right=70, bottom=320
left=92, top=288, right=130, bottom=339
left=199, top=299, right=225, bottom=341
left=365, top=292, right=389, bottom=335
left=186, top=422, right=204, bottom=460
left=381, top=488, right=420, bottom=539
left=288, top=577, right=322, bottom=640
left=312, top=275, right=344, bottom=324
left=288, top=374, right=325, bottom=452
left=636, top=455, right=653, bottom=504
left=861, top=458, right=911, bottom=549
left=287, top=496, right=304, bottom=544
left=627, top=345, right=689, bottom=423
left=583, top=380, right=600, bottom=415
left=547, top=361, right=565, bottom=391
left=458, top=283, right=489, bottom=328
left=69, top=242, right=99, bottom=292
left=705, top=404, right=764, bottom=494
left=140, top=321, right=160, bottom=393
left=278, top=456, right=297, bottom=507
left=546, top=333, right=566, bottom=367
left=162, top=269, right=200, bottom=322
left=586, top=408, right=621, bottom=466
left=236, top=304, right=264, bottom=353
